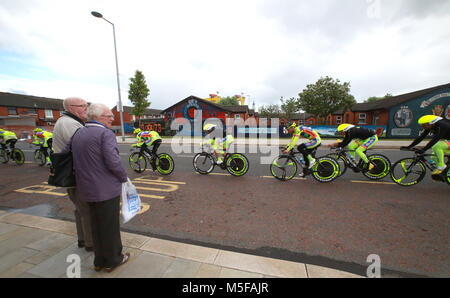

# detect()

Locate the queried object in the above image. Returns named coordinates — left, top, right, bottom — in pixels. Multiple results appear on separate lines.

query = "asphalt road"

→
left=0, top=141, right=448, bottom=277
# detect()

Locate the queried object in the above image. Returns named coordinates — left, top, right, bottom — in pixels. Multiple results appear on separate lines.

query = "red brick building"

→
left=0, top=92, right=64, bottom=137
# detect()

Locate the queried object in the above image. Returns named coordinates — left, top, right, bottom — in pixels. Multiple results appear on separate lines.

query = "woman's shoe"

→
left=105, top=253, right=130, bottom=273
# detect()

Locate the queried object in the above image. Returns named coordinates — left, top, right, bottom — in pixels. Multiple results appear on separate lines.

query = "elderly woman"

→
left=66, top=103, right=129, bottom=272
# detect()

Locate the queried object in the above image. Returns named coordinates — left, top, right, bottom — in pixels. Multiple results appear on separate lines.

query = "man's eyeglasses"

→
left=101, top=115, right=115, bottom=119
left=70, top=104, right=88, bottom=108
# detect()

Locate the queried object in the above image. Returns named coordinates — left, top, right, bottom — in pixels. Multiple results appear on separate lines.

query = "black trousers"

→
left=87, top=196, right=123, bottom=268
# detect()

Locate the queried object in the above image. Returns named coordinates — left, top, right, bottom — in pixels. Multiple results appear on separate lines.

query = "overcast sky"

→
left=0, top=0, right=449, bottom=110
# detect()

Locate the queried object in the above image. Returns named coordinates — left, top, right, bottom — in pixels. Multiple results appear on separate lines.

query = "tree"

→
left=364, top=93, right=393, bottom=103
left=128, top=70, right=150, bottom=126
left=280, top=96, right=299, bottom=120
left=258, top=104, right=282, bottom=118
left=218, top=96, right=240, bottom=106
left=297, top=76, right=356, bottom=125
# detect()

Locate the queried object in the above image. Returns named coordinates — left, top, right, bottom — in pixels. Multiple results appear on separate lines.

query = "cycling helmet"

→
left=285, top=121, right=297, bottom=129
left=337, top=124, right=355, bottom=132
left=203, top=124, right=216, bottom=134
left=34, top=128, right=43, bottom=133
left=133, top=128, right=142, bottom=135
left=418, top=115, right=442, bottom=125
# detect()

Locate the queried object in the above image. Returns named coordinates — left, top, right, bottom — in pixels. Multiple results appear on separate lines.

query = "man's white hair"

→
left=87, top=103, right=109, bottom=121
left=63, top=97, right=85, bottom=111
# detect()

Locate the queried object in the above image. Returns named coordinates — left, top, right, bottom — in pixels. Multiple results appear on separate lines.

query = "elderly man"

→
left=67, top=103, right=129, bottom=272
left=53, top=97, right=93, bottom=251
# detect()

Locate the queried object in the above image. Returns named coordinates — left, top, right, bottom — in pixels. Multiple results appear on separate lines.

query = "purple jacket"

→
left=65, top=121, right=128, bottom=202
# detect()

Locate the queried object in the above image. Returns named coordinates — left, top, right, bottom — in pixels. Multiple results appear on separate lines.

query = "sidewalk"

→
left=0, top=210, right=363, bottom=278
left=117, top=136, right=424, bottom=149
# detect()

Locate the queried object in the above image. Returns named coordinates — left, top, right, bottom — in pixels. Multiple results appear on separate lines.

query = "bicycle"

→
left=327, top=147, right=391, bottom=180
left=129, top=143, right=174, bottom=175
left=390, top=147, right=450, bottom=186
left=270, top=145, right=340, bottom=182
left=31, top=143, right=53, bottom=166
left=0, top=139, right=25, bottom=166
left=193, top=144, right=249, bottom=176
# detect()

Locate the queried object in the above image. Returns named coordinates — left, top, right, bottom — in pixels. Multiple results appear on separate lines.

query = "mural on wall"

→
left=445, top=104, right=450, bottom=120
left=393, top=106, right=413, bottom=128
left=389, top=90, right=450, bottom=138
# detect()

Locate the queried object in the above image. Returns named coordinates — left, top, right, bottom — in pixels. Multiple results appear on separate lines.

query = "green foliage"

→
left=297, top=76, right=356, bottom=121
left=280, top=96, right=299, bottom=120
left=258, top=104, right=282, bottom=118
left=128, top=70, right=150, bottom=118
left=364, top=93, right=393, bottom=103
left=217, top=96, right=240, bottom=106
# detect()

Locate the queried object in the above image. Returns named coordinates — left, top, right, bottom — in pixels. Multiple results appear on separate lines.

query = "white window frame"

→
left=358, top=113, right=366, bottom=124
left=336, top=116, right=342, bottom=124
left=45, top=109, right=53, bottom=119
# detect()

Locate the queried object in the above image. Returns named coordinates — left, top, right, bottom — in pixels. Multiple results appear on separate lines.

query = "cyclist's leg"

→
left=348, top=140, right=359, bottom=161
left=304, top=137, right=321, bottom=168
left=431, top=140, right=450, bottom=174
left=151, top=139, right=162, bottom=155
left=356, top=135, right=378, bottom=164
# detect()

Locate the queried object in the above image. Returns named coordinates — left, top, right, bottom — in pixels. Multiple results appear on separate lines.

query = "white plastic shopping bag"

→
left=121, top=178, right=141, bottom=224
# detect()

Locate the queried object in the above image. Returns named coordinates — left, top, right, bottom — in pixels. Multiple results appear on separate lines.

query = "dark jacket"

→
left=408, top=119, right=450, bottom=152
left=65, top=121, right=127, bottom=202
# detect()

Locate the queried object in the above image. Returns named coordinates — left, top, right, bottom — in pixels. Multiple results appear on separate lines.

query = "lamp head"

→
left=91, top=11, right=103, bottom=18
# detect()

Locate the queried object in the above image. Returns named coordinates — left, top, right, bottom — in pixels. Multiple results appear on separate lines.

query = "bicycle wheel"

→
left=226, top=153, right=249, bottom=177
left=311, top=157, right=339, bottom=183
left=34, top=149, right=46, bottom=166
left=193, top=152, right=214, bottom=174
left=12, top=149, right=25, bottom=165
left=0, top=149, right=8, bottom=164
left=390, top=158, right=426, bottom=186
left=129, top=152, right=147, bottom=173
left=326, top=153, right=347, bottom=177
left=445, top=167, right=450, bottom=185
left=156, top=153, right=174, bottom=175
left=363, top=154, right=391, bottom=180
left=270, top=155, right=297, bottom=181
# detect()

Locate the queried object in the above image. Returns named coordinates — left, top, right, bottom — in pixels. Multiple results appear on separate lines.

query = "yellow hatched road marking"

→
left=15, top=184, right=66, bottom=197
left=135, top=192, right=165, bottom=199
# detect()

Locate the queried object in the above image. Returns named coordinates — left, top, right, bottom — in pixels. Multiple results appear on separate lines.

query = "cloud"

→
left=0, top=0, right=449, bottom=109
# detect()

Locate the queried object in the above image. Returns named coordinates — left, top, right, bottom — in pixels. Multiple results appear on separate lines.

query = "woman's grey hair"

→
left=87, top=103, right=109, bottom=121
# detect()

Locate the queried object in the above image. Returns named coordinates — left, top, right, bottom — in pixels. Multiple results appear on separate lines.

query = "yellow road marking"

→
left=133, top=177, right=186, bottom=185
left=350, top=180, right=396, bottom=185
left=136, top=193, right=165, bottom=199
left=15, top=185, right=66, bottom=197
left=261, top=176, right=306, bottom=180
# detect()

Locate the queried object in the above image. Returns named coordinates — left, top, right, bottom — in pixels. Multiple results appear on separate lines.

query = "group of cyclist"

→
left=0, top=127, right=53, bottom=165
left=1, top=114, right=448, bottom=179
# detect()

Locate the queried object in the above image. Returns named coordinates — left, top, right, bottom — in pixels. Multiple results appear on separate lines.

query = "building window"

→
left=45, top=109, right=53, bottom=119
left=29, top=108, right=37, bottom=114
left=336, top=116, right=342, bottom=124
left=234, top=114, right=241, bottom=121
left=373, top=112, right=379, bottom=125
left=8, top=107, right=17, bottom=115
left=358, top=113, right=366, bottom=124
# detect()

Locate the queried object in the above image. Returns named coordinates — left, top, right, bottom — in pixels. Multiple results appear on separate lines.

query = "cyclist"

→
left=401, top=115, right=450, bottom=175
left=32, top=128, right=53, bottom=165
left=201, top=124, right=234, bottom=165
left=0, top=128, right=18, bottom=154
left=328, top=124, right=378, bottom=171
left=282, top=121, right=321, bottom=171
left=132, top=128, right=162, bottom=170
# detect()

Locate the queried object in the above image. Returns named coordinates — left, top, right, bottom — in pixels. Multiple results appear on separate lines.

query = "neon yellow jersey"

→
left=135, top=131, right=161, bottom=147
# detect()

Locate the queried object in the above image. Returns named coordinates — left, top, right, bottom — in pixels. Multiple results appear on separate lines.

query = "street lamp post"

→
left=91, top=11, right=125, bottom=141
